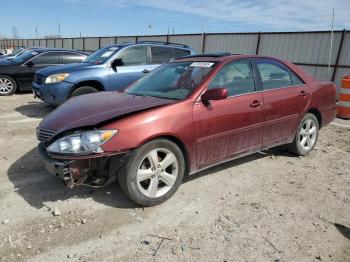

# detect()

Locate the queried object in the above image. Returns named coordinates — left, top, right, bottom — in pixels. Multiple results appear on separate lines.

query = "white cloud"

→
left=65, top=0, right=350, bottom=31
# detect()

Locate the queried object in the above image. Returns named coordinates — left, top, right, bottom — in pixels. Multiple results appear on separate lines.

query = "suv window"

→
left=61, top=52, right=86, bottom=64
left=31, top=52, right=60, bottom=65
left=117, top=46, right=147, bottom=66
left=256, top=59, right=292, bottom=90
left=208, top=59, right=255, bottom=96
left=173, top=48, right=191, bottom=58
left=151, top=46, right=173, bottom=64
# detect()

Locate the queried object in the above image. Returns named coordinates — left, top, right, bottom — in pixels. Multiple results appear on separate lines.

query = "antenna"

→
left=328, top=8, right=334, bottom=79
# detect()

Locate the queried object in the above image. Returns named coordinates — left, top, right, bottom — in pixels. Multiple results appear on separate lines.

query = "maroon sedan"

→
left=37, top=53, right=337, bottom=206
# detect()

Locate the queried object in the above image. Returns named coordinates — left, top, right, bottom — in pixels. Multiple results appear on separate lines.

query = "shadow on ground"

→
left=8, top=146, right=294, bottom=209
left=184, top=146, right=296, bottom=183
left=15, top=101, right=54, bottom=118
left=334, top=223, right=350, bottom=240
left=7, top=147, right=137, bottom=210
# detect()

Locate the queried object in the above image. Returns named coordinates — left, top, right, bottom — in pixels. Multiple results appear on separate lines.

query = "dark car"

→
left=37, top=53, right=337, bottom=206
left=0, top=48, right=87, bottom=96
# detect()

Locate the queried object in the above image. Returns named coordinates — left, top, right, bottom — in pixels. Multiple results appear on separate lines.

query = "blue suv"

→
left=32, top=41, right=195, bottom=106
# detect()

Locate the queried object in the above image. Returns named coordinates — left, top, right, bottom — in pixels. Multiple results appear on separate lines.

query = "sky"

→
left=1, top=0, right=350, bottom=38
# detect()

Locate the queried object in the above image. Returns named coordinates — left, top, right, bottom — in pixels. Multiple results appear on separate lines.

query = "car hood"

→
left=39, top=92, right=175, bottom=135
left=0, top=59, right=18, bottom=66
left=37, top=62, right=101, bottom=76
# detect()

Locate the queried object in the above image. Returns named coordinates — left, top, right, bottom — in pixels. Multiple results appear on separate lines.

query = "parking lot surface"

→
left=0, top=93, right=349, bottom=262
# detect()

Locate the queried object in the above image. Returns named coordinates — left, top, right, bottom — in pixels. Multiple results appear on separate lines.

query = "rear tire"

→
left=70, top=86, right=98, bottom=97
left=288, top=113, right=319, bottom=156
left=118, top=139, right=185, bottom=207
left=0, top=75, right=17, bottom=96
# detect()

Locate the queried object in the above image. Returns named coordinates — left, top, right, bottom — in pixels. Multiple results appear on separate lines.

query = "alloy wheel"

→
left=136, top=148, right=179, bottom=198
left=0, top=77, right=14, bottom=95
left=299, top=118, right=317, bottom=151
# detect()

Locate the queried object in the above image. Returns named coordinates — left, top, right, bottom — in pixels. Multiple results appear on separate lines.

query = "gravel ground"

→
left=0, top=93, right=349, bottom=262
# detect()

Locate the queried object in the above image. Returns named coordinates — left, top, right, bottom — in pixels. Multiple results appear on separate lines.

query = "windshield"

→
left=11, top=48, right=25, bottom=56
left=83, top=46, right=121, bottom=64
left=125, top=61, right=216, bottom=100
left=11, top=50, right=40, bottom=63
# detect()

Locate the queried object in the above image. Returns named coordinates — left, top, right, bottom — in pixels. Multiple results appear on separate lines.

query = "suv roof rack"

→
left=136, top=41, right=189, bottom=48
left=179, top=52, right=233, bottom=59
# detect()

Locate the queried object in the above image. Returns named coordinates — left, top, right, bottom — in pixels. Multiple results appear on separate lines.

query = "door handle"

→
left=250, top=100, right=262, bottom=108
left=299, top=90, right=308, bottom=97
left=142, top=69, right=151, bottom=73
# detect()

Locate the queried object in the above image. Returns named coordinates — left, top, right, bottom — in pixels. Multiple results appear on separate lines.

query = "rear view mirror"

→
left=25, top=60, right=35, bottom=67
left=111, top=58, right=123, bottom=70
left=201, top=88, right=228, bottom=103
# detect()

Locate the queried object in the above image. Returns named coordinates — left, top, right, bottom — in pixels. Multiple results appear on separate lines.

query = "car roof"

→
left=29, top=47, right=86, bottom=54
left=103, top=41, right=192, bottom=50
left=175, top=53, right=286, bottom=63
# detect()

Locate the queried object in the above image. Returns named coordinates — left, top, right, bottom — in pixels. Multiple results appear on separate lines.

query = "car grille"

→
left=37, top=127, right=56, bottom=142
left=34, top=74, right=45, bottom=85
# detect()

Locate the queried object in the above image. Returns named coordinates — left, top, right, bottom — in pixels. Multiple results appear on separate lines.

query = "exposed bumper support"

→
left=38, top=143, right=130, bottom=188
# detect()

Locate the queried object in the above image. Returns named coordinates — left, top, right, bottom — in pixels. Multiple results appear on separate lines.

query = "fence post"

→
left=82, top=37, right=85, bottom=52
left=201, top=33, right=206, bottom=53
left=331, top=29, right=346, bottom=82
left=256, top=31, right=262, bottom=55
left=98, top=37, right=101, bottom=49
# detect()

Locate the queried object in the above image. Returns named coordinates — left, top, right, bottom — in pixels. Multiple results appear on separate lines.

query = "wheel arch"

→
left=307, top=108, right=322, bottom=128
left=69, top=80, right=105, bottom=97
left=140, top=135, right=190, bottom=176
left=0, top=74, right=19, bottom=90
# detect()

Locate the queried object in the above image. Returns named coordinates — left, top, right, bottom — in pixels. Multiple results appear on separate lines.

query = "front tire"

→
left=288, top=113, right=319, bottom=156
left=70, top=86, right=98, bottom=97
left=0, top=75, right=17, bottom=96
left=118, top=139, right=185, bottom=206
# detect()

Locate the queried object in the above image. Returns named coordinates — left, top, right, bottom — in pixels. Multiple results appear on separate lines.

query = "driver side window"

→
left=208, top=60, right=256, bottom=96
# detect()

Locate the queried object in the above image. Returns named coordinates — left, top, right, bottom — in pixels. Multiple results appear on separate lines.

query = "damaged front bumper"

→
left=38, top=142, right=130, bottom=188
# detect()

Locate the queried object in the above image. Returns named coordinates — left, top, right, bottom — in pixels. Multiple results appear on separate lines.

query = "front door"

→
left=108, top=46, right=151, bottom=91
left=17, top=52, right=61, bottom=90
left=254, top=58, right=310, bottom=147
left=193, top=59, right=264, bottom=167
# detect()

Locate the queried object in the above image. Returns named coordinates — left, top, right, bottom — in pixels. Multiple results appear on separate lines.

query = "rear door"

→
left=108, top=45, right=150, bottom=91
left=254, top=58, right=309, bottom=147
left=193, top=59, right=264, bottom=167
left=149, top=46, right=175, bottom=71
left=17, top=52, right=61, bottom=90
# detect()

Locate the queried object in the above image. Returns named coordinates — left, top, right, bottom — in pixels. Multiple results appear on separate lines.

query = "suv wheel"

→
left=288, top=113, right=319, bottom=156
left=70, top=86, right=98, bottom=97
left=118, top=139, right=185, bottom=206
left=0, top=75, right=17, bottom=96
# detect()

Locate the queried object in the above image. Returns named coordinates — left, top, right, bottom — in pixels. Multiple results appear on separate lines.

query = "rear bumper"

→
left=322, top=105, right=338, bottom=127
left=38, top=143, right=130, bottom=188
left=32, top=81, right=74, bottom=106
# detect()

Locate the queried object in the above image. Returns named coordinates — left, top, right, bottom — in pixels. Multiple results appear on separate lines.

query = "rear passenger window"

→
left=117, top=46, right=147, bottom=66
left=32, top=52, right=60, bottom=65
left=61, top=52, right=86, bottom=64
left=256, top=60, right=292, bottom=90
left=173, top=48, right=191, bottom=58
left=208, top=60, right=255, bottom=96
left=151, top=46, right=174, bottom=64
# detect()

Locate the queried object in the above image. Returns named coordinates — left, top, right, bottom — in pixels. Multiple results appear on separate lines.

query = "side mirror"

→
left=111, top=58, right=123, bottom=70
left=201, top=88, right=228, bottom=103
left=25, top=60, right=35, bottom=67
